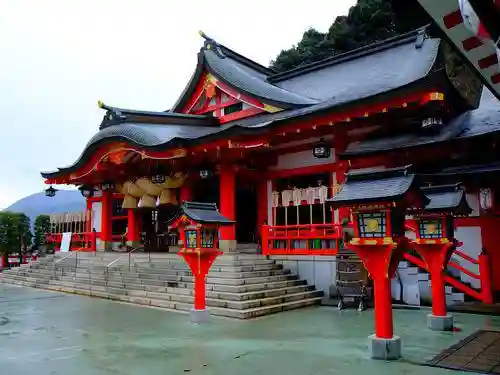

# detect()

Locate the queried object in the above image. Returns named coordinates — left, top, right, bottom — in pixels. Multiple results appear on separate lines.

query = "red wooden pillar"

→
left=479, top=252, right=494, bottom=304
left=86, top=198, right=93, bottom=232
left=411, top=243, right=455, bottom=330
left=334, top=135, right=350, bottom=224
left=180, top=183, right=192, bottom=204
left=219, top=166, right=236, bottom=251
left=126, top=209, right=140, bottom=246
left=335, top=168, right=350, bottom=223
left=257, top=179, right=268, bottom=241
left=101, top=191, right=113, bottom=250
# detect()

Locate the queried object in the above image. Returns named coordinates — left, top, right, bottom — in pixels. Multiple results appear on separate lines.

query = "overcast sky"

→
left=0, top=0, right=356, bottom=209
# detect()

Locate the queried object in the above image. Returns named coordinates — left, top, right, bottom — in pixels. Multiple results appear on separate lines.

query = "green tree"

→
left=0, top=212, right=22, bottom=266
left=18, top=213, right=32, bottom=251
left=34, top=214, right=51, bottom=250
left=271, top=0, right=429, bottom=72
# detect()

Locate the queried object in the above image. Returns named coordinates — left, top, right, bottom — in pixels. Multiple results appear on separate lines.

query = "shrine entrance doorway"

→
left=140, top=204, right=179, bottom=252
left=236, top=178, right=257, bottom=244
left=192, top=175, right=220, bottom=205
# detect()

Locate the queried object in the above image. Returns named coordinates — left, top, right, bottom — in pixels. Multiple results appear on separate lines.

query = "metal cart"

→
left=335, top=248, right=372, bottom=311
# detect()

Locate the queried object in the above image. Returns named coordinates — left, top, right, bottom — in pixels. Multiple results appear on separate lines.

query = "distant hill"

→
left=5, top=190, right=85, bottom=222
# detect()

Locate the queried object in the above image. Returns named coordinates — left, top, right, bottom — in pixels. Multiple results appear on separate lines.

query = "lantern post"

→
left=409, top=184, right=472, bottom=331
left=169, top=201, right=234, bottom=323
left=328, top=166, right=428, bottom=360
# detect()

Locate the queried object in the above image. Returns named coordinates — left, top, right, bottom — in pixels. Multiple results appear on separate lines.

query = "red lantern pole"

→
left=411, top=242, right=455, bottom=330
left=346, top=238, right=406, bottom=360
left=178, top=249, right=221, bottom=323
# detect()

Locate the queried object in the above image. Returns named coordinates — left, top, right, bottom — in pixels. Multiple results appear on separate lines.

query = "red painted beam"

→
left=443, top=9, right=463, bottom=29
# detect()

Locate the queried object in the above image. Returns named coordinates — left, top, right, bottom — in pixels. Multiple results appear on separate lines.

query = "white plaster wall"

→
left=453, top=226, right=482, bottom=289
left=271, top=255, right=337, bottom=299
left=270, top=150, right=335, bottom=170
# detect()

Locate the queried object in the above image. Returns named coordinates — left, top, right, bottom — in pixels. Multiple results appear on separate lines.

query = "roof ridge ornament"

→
left=199, top=30, right=226, bottom=59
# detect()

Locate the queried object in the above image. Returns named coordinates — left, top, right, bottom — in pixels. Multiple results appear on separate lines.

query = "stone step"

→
left=3, top=272, right=311, bottom=297
left=24, top=282, right=323, bottom=319
left=31, top=261, right=284, bottom=274
left=17, top=269, right=298, bottom=288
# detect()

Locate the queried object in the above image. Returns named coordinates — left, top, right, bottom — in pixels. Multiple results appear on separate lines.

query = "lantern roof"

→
left=421, top=183, right=472, bottom=215
left=327, top=165, right=428, bottom=206
left=175, top=201, right=234, bottom=225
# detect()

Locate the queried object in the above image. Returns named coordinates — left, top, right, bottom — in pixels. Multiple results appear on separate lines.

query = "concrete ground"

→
left=0, top=284, right=497, bottom=375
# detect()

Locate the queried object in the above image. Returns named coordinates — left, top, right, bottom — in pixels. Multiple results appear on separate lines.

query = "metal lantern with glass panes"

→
left=151, top=174, right=166, bottom=184
left=413, top=184, right=472, bottom=243
left=101, top=182, right=115, bottom=191
left=199, top=169, right=210, bottom=179
left=169, top=201, right=234, bottom=250
left=328, top=166, right=428, bottom=245
left=45, top=186, right=57, bottom=197
left=78, top=185, right=95, bottom=198
left=312, top=138, right=331, bottom=159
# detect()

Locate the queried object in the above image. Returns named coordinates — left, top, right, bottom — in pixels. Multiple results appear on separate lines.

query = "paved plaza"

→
left=0, top=284, right=497, bottom=375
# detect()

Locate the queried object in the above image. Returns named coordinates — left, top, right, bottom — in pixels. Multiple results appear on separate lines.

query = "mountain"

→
left=5, top=190, right=85, bottom=222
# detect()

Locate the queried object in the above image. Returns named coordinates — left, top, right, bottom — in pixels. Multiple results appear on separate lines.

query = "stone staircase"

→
left=0, top=252, right=323, bottom=319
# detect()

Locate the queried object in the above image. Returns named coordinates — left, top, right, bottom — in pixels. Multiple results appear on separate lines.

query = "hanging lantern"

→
left=78, top=185, right=95, bottom=198
left=422, top=117, right=443, bottom=129
left=151, top=174, right=166, bottom=184
left=101, top=182, right=114, bottom=191
left=45, top=186, right=57, bottom=197
left=480, top=188, right=493, bottom=210
left=312, top=138, right=331, bottom=159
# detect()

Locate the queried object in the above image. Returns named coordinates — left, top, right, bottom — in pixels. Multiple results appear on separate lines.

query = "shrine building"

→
left=42, top=26, right=500, bottom=301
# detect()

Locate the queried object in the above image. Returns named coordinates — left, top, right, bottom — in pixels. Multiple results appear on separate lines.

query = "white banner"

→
left=60, top=232, right=72, bottom=252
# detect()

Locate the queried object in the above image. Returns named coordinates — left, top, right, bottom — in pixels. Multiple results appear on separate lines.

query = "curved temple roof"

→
left=42, top=27, right=448, bottom=181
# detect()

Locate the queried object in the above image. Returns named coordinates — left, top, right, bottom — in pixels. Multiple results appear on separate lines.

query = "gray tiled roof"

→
left=328, top=167, right=418, bottom=205
left=273, top=37, right=440, bottom=102
left=421, top=185, right=472, bottom=214
left=181, top=202, right=234, bottom=224
left=41, top=123, right=221, bottom=177
left=87, top=123, right=219, bottom=147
